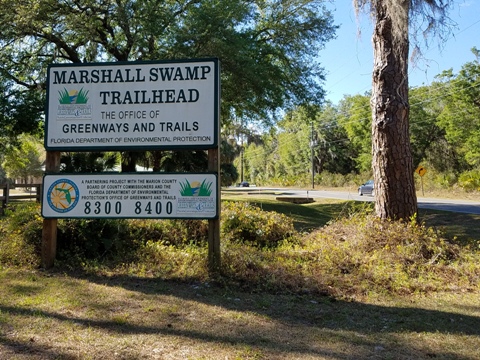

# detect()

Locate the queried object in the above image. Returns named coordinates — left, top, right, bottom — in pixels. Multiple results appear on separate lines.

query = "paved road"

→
left=239, top=187, right=480, bottom=215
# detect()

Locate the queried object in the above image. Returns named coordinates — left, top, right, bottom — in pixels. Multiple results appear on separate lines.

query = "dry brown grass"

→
left=1, top=269, right=479, bottom=360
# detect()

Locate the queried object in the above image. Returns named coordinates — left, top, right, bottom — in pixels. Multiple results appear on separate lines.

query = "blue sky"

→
left=319, top=1, right=480, bottom=104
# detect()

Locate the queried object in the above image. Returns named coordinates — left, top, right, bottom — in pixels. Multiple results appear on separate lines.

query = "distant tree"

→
left=436, top=48, right=480, bottom=169
left=276, top=110, right=311, bottom=178
left=0, top=162, right=7, bottom=183
left=2, top=135, right=44, bottom=183
left=269, top=104, right=357, bottom=184
left=220, top=137, right=239, bottom=186
left=338, top=94, right=372, bottom=173
left=354, top=0, right=453, bottom=220
left=0, top=0, right=337, bottom=170
left=315, top=103, right=357, bottom=175
left=242, top=142, right=271, bottom=184
left=159, top=150, right=208, bottom=172
left=0, top=77, right=44, bottom=153
left=409, top=86, right=446, bottom=169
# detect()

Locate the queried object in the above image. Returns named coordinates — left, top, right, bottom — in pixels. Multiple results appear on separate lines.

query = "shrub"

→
left=133, top=241, right=208, bottom=279
left=433, top=171, right=458, bottom=189
left=301, top=214, right=479, bottom=295
left=0, top=203, right=42, bottom=267
left=56, top=217, right=209, bottom=265
left=221, top=213, right=480, bottom=297
left=0, top=203, right=210, bottom=267
left=2, top=201, right=479, bottom=299
left=57, top=218, right=132, bottom=262
left=221, top=201, right=296, bottom=247
left=315, top=171, right=349, bottom=187
left=458, top=169, right=480, bottom=192
left=127, top=219, right=208, bottom=247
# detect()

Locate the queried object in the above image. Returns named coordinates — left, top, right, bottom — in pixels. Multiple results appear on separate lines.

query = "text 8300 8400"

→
left=83, top=200, right=173, bottom=216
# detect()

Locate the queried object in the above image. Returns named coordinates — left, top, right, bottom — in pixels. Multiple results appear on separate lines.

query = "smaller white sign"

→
left=42, top=174, right=217, bottom=219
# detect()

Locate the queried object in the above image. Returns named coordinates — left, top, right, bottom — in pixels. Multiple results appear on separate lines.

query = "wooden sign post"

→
left=41, top=151, right=60, bottom=268
left=208, top=147, right=221, bottom=271
left=415, top=166, right=427, bottom=197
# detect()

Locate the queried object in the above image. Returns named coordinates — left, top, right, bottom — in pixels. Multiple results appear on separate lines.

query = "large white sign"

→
left=45, top=59, right=219, bottom=150
left=42, top=174, right=218, bottom=219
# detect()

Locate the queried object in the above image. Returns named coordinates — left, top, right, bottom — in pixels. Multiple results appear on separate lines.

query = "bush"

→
left=2, top=201, right=479, bottom=299
left=311, top=171, right=370, bottom=189
left=433, top=171, right=458, bottom=189
left=0, top=206, right=210, bottom=267
left=56, top=217, right=210, bottom=265
left=57, top=218, right=132, bottom=262
left=221, top=201, right=296, bottom=247
left=221, top=213, right=480, bottom=297
left=458, top=169, right=480, bottom=192
left=127, top=219, right=208, bottom=247
left=134, top=241, right=208, bottom=279
left=302, top=214, right=479, bottom=295
left=0, top=203, right=42, bottom=267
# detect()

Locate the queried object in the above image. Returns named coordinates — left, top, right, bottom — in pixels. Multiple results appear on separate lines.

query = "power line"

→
left=241, top=79, right=480, bottom=164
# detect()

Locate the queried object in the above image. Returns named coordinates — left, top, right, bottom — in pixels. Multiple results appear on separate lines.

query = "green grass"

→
left=222, top=189, right=370, bottom=232
left=419, top=210, right=480, bottom=245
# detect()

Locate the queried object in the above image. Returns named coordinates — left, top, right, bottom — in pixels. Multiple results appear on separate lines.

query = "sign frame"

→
left=45, top=58, right=220, bottom=151
left=41, top=57, right=221, bottom=271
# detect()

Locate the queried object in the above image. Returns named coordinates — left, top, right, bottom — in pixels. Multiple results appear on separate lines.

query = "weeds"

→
left=0, top=203, right=42, bottom=267
left=1, top=201, right=479, bottom=298
left=302, top=214, right=479, bottom=296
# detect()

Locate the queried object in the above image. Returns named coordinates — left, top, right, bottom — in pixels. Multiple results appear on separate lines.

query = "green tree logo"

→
left=179, top=179, right=213, bottom=197
left=58, top=87, right=89, bottom=104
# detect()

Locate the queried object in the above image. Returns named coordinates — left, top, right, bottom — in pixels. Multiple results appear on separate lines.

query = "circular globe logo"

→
left=47, top=179, right=79, bottom=213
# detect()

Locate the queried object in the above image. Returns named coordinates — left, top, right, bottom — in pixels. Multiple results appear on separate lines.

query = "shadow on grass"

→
left=75, top=273, right=480, bottom=335
left=0, top=336, right=78, bottom=360
left=419, top=209, right=480, bottom=246
left=0, top=304, right=364, bottom=359
left=2, top=199, right=479, bottom=358
left=1, top=272, right=479, bottom=359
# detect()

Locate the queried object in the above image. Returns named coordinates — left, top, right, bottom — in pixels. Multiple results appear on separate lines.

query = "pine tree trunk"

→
left=371, top=1, right=417, bottom=220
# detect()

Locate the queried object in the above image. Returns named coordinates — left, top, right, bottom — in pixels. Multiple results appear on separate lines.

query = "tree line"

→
left=0, top=0, right=335, bottom=180
left=239, top=48, right=480, bottom=192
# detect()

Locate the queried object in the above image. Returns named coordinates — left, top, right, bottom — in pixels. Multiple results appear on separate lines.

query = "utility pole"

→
left=311, top=122, right=315, bottom=189
left=240, top=145, right=244, bottom=182
left=240, top=122, right=244, bottom=183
